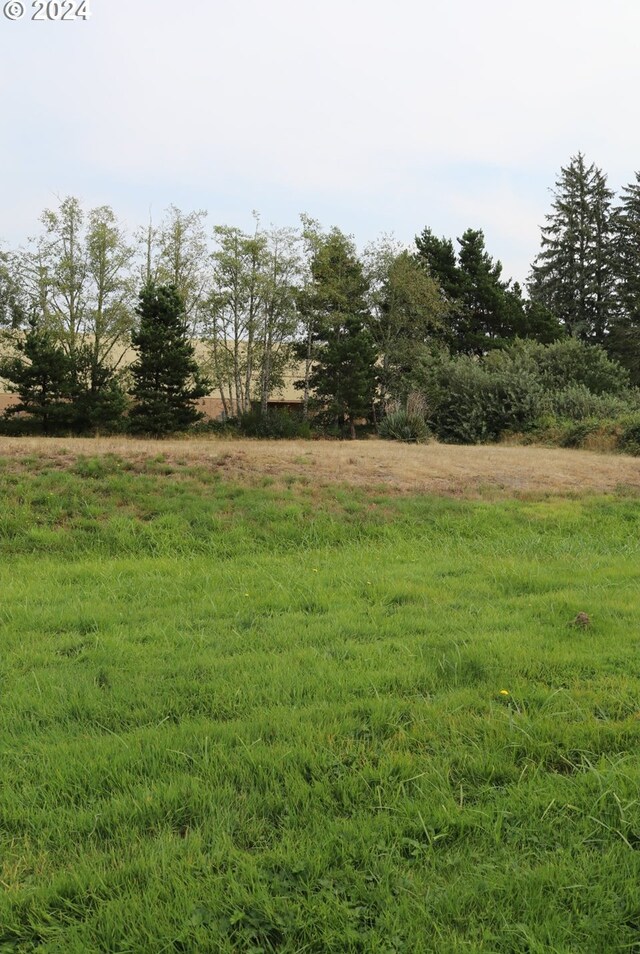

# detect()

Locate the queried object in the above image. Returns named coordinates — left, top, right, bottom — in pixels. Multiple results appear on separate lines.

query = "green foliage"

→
left=549, top=384, right=639, bottom=421
left=556, top=418, right=602, bottom=448
left=415, top=227, right=534, bottom=353
left=529, top=153, right=615, bottom=343
left=365, top=241, right=446, bottom=403
left=298, top=229, right=378, bottom=438
left=518, top=297, right=564, bottom=344
left=521, top=415, right=640, bottom=454
left=205, top=223, right=270, bottom=418
left=0, top=327, right=128, bottom=435
left=608, top=171, right=640, bottom=383
left=534, top=336, right=630, bottom=395
left=455, top=228, right=526, bottom=352
left=619, top=416, right=640, bottom=455
left=1, top=457, right=640, bottom=951
left=424, top=353, right=546, bottom=443
left=128, top=283, right=209, bottom=435
left=238, top=407, right=311, bottom=439
left=150, top=205, right=209, bottom=327
left=65, top=344, right=128, bottom=433
left=415, top=227, right=459, bottom=301
left=417, top=339, right=638, bottom=444
left=379, top=408, right=431, bottom=443
left=0, top=251, right=26, bottom=329
left=0, top=319, right=75, bottom=433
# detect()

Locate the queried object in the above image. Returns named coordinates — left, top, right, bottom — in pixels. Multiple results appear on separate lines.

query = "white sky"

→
left=1, top=0, right=639, bottom=283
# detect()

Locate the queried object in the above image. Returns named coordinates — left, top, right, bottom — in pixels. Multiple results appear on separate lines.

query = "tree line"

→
left=0, top=152, right=639, bottom=439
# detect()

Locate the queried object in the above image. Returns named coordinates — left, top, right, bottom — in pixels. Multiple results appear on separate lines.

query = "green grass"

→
left=1, top=455, right=640, bottom=952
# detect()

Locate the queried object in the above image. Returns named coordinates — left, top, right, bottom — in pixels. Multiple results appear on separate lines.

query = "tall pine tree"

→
left=529, top=153, right=614, bottom=343
left=608, top=172, right=640, bottom=382
left=416, top=227, right=532, bottom=354
left=0, top=317, right=74, bottom=434
left=297, top=230, right=377, bottom=439
left=128, top=283, right=209, bottom=435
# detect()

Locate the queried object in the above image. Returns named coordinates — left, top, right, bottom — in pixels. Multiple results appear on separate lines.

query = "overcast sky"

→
left=1, top=0, right=639, bottom=283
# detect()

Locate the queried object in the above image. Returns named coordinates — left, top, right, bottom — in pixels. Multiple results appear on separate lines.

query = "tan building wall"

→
left=0, top=394, right=19, bottom=414
left=0, top=338, right=305, bottom=421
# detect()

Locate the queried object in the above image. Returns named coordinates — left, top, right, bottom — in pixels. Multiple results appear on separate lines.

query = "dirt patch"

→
left=0, top=436, right=638, bottom=498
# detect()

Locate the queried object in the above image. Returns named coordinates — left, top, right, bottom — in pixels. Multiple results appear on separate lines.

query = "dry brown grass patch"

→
left=0, top=436, right=638, bottom=498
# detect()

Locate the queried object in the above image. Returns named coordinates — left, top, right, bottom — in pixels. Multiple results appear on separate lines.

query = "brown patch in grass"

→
left=0, top=436, right=638, bottom=498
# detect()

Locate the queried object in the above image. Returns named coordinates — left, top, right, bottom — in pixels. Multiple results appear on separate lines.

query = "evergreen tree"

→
left=416, top=227, right=528, bottom=354
left=128, top=283, right=209, bottom=435
left=608, top=172, right=640, bottom=383
left=415, top=228, right=460, bottom=302
left=297, top=230, right=377, bottom=438
left=0, top=317, right=74, bottom=433
left=529, top=153, right=614, bottom=343
left=68, top=343, right=128, bottom=433
left=456, top=228, right=526, bottom=353
left=517, top=293, right=563, bottom=345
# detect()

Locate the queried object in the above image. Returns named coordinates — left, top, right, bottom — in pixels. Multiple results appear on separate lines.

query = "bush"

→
left=379, top=410, right=431, bottom=443
left=413, top=339, right=640, bottom=446
left=511, top=415, right=639, bottom=454
left=191, top=417, right=239, bottom=437
left=238, top=408, right=311, bottom=439
left=425, top=358, right=545, bottom=444
left=536, top=338, right=631, bottom=395
left=0, top=413, right=47, bottom=437
left=550, top=385, right=637, bottom=421
left=619, top=417, right=640, bottom=456
left=557, top=419, right=601, bottom=448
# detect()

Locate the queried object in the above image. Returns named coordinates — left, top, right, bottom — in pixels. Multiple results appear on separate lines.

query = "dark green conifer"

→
left=129, top=283, right=209, bottom=435
left=529, top=153, right=614, bottom=343
left=297, top=230, right=377, bottom=438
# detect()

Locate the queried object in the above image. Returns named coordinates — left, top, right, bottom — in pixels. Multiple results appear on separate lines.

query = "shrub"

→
left=550, top=385, right=636, bottom=421
left=191, top=417, right=239, bottom=437
left=619, top=417, right=640, bottom=456
left=414, top=339, right=640, bottom=446
left=238, top=408, right=311, bottom=439
left=425, top=358, right=545, bottom=444
left=557, top=419, right=601, bottom=448
left=536, top=338, right=631, bottom=395
left=379, top=409, right=431, bottom=443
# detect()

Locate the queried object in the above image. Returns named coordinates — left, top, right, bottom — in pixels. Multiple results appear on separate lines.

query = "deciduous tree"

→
left=22, top=197, right=133, bottom=430
left=204, top=222, right=267, bottom=418
left=364, top=238, right=445, bottom=407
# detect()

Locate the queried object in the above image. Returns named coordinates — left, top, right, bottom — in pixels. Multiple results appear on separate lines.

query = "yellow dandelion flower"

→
left=499, top=689, right=510, bottom=696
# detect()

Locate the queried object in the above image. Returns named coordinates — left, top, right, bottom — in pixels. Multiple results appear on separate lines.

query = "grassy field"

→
left=1, top=445, right=640, bottom=952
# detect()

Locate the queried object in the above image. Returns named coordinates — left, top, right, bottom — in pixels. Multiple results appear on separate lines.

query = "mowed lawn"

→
left=1, top=450, right=640, bottom=953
